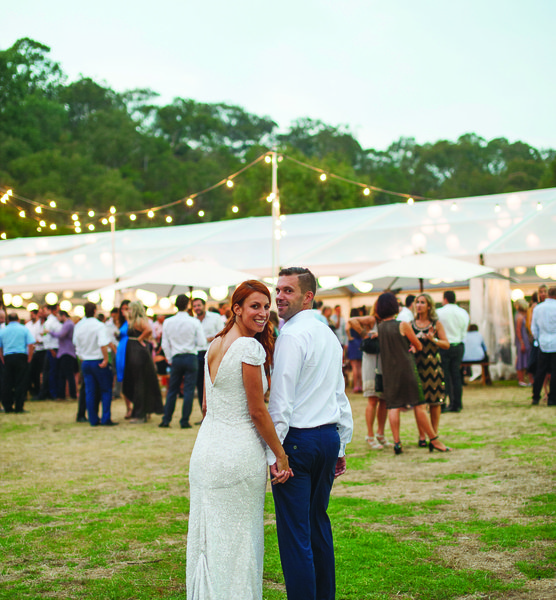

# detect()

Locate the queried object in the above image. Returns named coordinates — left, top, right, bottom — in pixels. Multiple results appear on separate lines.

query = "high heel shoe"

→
left=393, top=442, right=403, bottom=455
left=428, top=436, right=452, bottom=453
left=418, top=439, right=428, bottom=448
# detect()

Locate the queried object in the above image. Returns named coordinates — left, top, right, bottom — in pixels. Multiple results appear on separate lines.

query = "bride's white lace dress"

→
left=186, top=336, right=269, bottom=600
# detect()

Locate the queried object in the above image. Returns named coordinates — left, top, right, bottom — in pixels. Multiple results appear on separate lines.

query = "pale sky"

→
left=4, top=0, right=556, bottom=151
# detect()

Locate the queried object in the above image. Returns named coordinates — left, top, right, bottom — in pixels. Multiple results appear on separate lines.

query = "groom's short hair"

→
left=279, top=267, right=317, bottom=296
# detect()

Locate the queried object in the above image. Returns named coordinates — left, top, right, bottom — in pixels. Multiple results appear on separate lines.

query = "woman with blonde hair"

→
left=412, top=294, right=450, bottom=445
left=515, top=298, right=533, bottom=386
left=122, top=301, right=164, bottom=423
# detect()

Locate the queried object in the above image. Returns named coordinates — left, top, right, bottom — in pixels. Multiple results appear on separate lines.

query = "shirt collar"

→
left=282, top=309, right=314, bottom=330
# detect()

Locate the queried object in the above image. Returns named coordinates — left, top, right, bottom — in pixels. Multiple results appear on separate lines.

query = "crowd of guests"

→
left=1, top=281, right=552, bottom=444
left=0, top=298, right=232, bottom=425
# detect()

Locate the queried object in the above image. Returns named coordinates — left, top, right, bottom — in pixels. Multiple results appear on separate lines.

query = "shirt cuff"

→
left=338, top=442, right=346, bottom=458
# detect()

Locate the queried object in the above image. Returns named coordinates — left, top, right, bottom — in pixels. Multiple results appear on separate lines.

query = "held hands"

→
left=270, top=454, right=294, bottom=485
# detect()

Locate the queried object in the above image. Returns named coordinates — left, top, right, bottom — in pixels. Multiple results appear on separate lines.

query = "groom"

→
left=269, top=267, right=353, bottom=600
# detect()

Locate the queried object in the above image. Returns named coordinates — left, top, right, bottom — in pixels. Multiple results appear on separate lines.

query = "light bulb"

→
left=226, top=180, right=234, bottom=188
left=49, top=200, right=56, bottom=208
left=19, top=210, right=25, bottom=218
left=108, top=216, right=115, bottom=224
left=75, top=227, right=82, bottom=233
left=148, top=210, right=154, bottom=218
left=88, top=224, right=95, bottom=231
left=407, top=197, right=414, bottom=205
left=101, top=218, right=108, bottom=225
left=35, top=206, right=42, bottom=213
left=231, top=206, right=239, bottom=213
left=50, top=223, right=56, bottom=230
left=198, top=210, right=205, bottom=217
left=39, top=220, right=46, bottom=227
left=319, top=173, right=327, bottom=182
left=72, top=214, right=78, bottom=220
left=6, top=189, right=12, bottom=196
left=88, top=210, right=95, bottom=217
left=363, top=188, right=370, bottom=196
left=166, top=216, right=172, bottom=223
left=130, top=214, right=136, bottom=221
left=74, top=221, right=81, bottom=227
left=109, top=206, right=116, bottom=214
left=0, top=233, right=6, bottom=239
left=265, top=156, right=272, bottom=163
left=186, top=198, right=194, bottom=207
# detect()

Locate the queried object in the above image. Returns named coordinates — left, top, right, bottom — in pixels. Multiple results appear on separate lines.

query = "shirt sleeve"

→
left=268, top=332, right=304, bottom=461
left=335, top=373, right=353, bottom=458
left=241, top=337, right=265, bottom=366
left=195, top=320, right=206, bottom=351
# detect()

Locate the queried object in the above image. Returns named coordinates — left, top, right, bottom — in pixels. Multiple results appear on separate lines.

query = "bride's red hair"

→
left=216, top=280, right=275, bottom=371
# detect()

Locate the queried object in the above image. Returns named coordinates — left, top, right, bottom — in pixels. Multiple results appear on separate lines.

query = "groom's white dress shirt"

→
left=268, top=309, right=353, bottom=464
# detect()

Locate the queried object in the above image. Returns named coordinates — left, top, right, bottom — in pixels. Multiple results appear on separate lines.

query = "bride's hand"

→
left=270, top=455, right=293, bottom=485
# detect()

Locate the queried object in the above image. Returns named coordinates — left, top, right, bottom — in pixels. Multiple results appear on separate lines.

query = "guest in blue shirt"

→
left=0, top=313, right=35, bottom=413
left=531, top=287, right=556, bottom=406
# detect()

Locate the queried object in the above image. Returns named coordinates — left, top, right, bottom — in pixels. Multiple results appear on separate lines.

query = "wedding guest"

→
left=531, top=286, right=556, bottom=406
left=191, top=297, right=223, bottom=413
left=159, top=295, right=204, bottom=429
left=412, top=294, right=450, bottom=445
left=437, top=290, right=469, bottom=413
left=123, top=301, right=164, bottom=423
left=346, top=307, right=363, bottom=392
left=0, top=313, right=35, bottom=413
left=48, top=310, right=77, bottom=400
left=26, top=308, right=45, bottom=398
left=269, top=267, right=353, bottom=600
left=42, top=303, right=62, bottom=400
left=376, top=292, right=450, bottom=455
left=73, top=302, right=116, bottom=426
left=397, top=294, right=415, bottom=322
left=330, top=304, right=348, bottom=348
left=115, top=300, right=132, bottom=418
left=514, top=299, right=533, bottom=386
left=348, top=309, right=391, bottom=450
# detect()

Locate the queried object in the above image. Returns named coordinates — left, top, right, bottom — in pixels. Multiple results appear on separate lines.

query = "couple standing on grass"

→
left=186, top=267, right=353, bottom=600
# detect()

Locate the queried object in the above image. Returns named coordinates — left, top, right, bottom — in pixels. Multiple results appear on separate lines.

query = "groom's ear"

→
left=303, top=291, right=314, bottom=308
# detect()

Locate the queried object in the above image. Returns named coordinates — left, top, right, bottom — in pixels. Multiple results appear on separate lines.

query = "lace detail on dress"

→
left=187, top=336, right=268, bottom=600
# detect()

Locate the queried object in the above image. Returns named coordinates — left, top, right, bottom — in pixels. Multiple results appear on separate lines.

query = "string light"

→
left=148, top=210, right=154, bottom=218
left=19, top=210, right=26, bottom=218
left=50, top=223, right=56, bottom=230
left=88, top=210, right=95, bottom=217
left=226, top=180, right=234, bottom=188
left=72, top=214, right=78, bottom=220
left=101, top=218, right=108, bottom=225
left=49, top=201, right=56, bottom=208
left=88, top=224, right=94, bottom=231
left=109, top=206, right=116, bottom=214
left=35, top=206, right=42, bottom=214
left=108, top=215, right=115, bottom=224
left=74, top=221, right=81, bottom=227
left=39, top=220, right=46, bottom=227
left=75, top=227, right=82, bottom=233
left=363, top=188, right=370, bottom=196
left=319, top=173, right=327, bottom=182
left=130, top=214, right=136, bottom=221
left=6, top=189, right=12, bottom=196
left=165, top=216, right=172, bottom=223
left=198, top=210, right=205, bottom=217
left=186, top=198, right=194, bottom=207
left=231, top=206, right=239, bottom=213
left=407, top=197, right=414, bottom=205
left=1, top=233, right=7, bottom=239
left=265, top=155, right=272, bottom=163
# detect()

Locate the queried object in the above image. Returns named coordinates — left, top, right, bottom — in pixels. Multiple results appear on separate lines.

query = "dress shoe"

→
left=158, top=421, right=170, bottom=428
left=76, top=417, right=88, bottom=423
left=101, top=420, right=119, bottom=426
left=181, top=423, right=192, bottom=429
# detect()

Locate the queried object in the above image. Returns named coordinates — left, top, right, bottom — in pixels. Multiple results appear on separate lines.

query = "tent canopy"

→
left=0, top=187, right=554, bottom=294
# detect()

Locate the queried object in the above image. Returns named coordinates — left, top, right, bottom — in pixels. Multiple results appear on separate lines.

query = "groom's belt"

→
left=289, top=424, right=337, bottom=432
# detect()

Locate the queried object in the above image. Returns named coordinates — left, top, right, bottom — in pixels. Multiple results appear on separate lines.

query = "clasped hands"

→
left=270, top=455, right=294, bottom=485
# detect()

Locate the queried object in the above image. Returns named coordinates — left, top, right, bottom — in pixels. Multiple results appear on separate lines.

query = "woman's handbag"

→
left=361, top=336, right=380, bottom=354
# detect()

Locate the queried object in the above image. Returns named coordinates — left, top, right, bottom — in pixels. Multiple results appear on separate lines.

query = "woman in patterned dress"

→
left=411, top=294, right=450, bottom=445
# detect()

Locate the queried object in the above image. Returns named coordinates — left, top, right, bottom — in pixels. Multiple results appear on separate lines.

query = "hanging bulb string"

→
left=281, top=153, right=430, bottom=201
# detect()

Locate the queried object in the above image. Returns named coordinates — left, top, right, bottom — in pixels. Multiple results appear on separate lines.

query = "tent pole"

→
left=419, top=278, right=424, bottom=292
left=271, top=148, right=280, bottom=297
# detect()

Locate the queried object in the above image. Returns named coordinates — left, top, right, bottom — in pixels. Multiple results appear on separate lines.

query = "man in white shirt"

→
left=26, top=308, right=44, bottom=398
left=73, top=302, right=115, bottom=426
left=437, top=290, right=470, bottom=413
left=191, top=297, right=223, bottom=413
left=42, top=303, right=63, bottom=399
left=159, top=294, right=205, bottom=429
left=269, top=267, right=353, bottom=600
left=396, top=294, right=415, bottom=323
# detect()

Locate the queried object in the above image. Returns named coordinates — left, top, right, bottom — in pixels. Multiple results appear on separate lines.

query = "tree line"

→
left=1, top=38, right=555, bottom=239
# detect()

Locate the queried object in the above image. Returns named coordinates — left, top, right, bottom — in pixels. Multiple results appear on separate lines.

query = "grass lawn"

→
left=1, top=382, right=555, bottom=599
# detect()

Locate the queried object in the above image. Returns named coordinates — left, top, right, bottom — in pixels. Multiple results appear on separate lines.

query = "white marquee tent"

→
left=1, top=187, right=555, bottom=295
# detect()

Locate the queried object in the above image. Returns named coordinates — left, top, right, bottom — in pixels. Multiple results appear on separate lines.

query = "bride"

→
left=186, top=280, right=292, bottom=600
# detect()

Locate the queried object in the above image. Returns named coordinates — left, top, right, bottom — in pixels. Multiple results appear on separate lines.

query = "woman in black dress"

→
left=376, top=292, right=450, bottom=455
left=123, top=301, right=164, bottom=423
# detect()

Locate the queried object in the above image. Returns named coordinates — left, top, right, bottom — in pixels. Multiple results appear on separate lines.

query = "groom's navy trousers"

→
left=272, top=424, right=340, bottom=600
